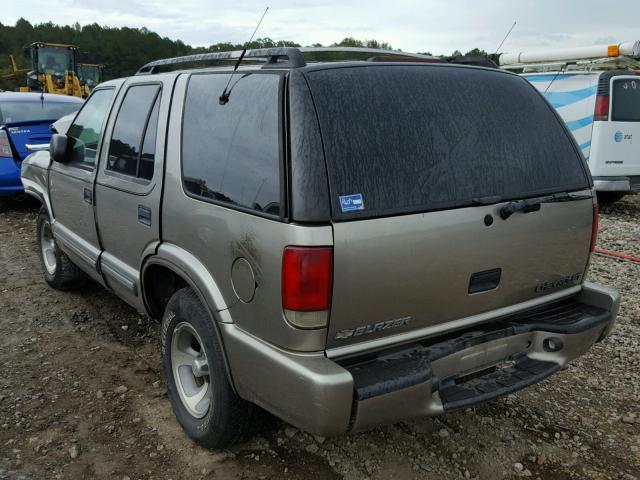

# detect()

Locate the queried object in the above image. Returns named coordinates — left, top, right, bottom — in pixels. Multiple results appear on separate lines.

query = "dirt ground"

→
left=0, top=196, right=639, bottom=480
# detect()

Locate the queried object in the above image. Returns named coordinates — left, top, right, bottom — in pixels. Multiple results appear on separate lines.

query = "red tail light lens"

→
left=282, top=246, right=333, bottom=312
left=0, top=130, right=13, bottom=158
left=594, top=95, right=609, bottom=121
left=590, top=206, right=599, bottom=252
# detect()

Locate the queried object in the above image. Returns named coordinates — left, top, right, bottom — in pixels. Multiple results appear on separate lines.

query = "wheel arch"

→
left=22, top=177, right=49, bottom=212
left=141, top=243, right=237, bottom=392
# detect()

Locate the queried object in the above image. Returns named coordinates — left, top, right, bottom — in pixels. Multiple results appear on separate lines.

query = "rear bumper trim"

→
left=593, top=176, right=640, bottom=192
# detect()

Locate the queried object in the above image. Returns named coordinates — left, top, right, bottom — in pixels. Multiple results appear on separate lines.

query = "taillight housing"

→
left=0, top=130, right=13, bottom=158
left=594, top=95, right=609, bottom=121
left=590, top=205, right=599, bottom=252
left=282, top=246, right=333, bottom=329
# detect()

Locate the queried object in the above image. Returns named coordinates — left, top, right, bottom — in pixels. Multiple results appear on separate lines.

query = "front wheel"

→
left=161, top=287, right=254, bottom=448
left=37, top=206, right=86, bottom=290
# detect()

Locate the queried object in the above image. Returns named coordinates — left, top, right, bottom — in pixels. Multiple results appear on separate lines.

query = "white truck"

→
left=501, top=42, right=640, bottom=203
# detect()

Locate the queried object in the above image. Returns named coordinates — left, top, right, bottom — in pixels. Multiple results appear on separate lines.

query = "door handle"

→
left=83, top=188, right=93, bottom=205
left=138, top=205, right=152, bottom=226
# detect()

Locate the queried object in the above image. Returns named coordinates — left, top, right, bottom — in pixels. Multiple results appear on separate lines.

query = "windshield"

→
left=0, top=101, right=81, bottom=124
left=305, top=65, right=590, bottom=220
left=612, top=77, right=640, bottom=122
left=37, top=46, right=74, bottom=76
left=79, top=65, right=102, bottom=87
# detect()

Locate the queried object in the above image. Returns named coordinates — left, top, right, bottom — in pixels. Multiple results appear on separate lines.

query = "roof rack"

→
left=501, top=56, right=640, bottom=73
left=136, top=47, right=436, bottom=74
left=499, top=41, right=640, bottom=72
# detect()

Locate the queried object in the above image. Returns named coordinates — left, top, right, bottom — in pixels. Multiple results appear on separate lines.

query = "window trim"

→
left=104, top=82, right=163, bottom=183
left=179, top=70, right=287, bottom=221
left=66, top=86, right=116, bottom=171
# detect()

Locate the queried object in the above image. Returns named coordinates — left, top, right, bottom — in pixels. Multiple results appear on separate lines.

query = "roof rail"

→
left=136, top=46, right=436, bottom=74
left=136, top=47, right=305, bottom=74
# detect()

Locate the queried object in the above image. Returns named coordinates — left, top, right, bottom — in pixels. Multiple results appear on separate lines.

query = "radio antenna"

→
left=494, top=21, right=516, bottom=54
left=219, top=6, right=269, bottom=105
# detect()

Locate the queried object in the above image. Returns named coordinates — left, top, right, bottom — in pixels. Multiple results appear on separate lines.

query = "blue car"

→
left=0, top=92, right=83, bottom=197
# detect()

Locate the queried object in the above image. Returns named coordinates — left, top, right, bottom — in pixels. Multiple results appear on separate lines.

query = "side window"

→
left=106, top=84, right=161, bottom=180
left=67, top=88, right=115, bottom=168
left=182, top=73, right=281, bottom=216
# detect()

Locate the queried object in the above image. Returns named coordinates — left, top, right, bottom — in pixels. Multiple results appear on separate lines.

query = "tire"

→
left=161, top=287, right=254, bottom=448
left=596, top=191, right=625, bottom=204
left=36, top=206, right=86, bottom=290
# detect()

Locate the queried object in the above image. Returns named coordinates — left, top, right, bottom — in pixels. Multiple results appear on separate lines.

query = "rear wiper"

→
left=500, top=192, right=592, bottom=220
left=471, top=195, right=503, bottom=206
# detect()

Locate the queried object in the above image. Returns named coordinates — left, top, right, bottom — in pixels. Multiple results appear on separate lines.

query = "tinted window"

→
left=0, top=100, right=81, bottom=124
left=107, top=84, right=161, bottom=180
left=182, top=73, right=281, bottom=216
left=306, top=65, right=590, bottom=220
left=612, top=78, right=640, bottom=122
left=67, top=88, right=115, bottom=167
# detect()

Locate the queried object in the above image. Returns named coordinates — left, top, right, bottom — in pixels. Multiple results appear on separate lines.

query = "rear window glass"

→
left=306, top=65, right=589, bottom=220
left=612, top=77, right=640, bottom=122
left=182, top=73, right=282, bottom=217
left=0, top=101, right=80, bottom=124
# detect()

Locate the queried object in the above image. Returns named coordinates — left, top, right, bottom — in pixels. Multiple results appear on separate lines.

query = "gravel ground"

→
left=0, top=195, right=639, bottom=480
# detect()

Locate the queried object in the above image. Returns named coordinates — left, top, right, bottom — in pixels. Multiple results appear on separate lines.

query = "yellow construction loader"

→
left=78, top=63, right=105, bottom=96
left=5, top=43, right=84, bottom=98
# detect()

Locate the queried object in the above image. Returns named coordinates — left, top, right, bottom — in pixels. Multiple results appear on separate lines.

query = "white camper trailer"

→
left=501, top=42, right=640, bottom=203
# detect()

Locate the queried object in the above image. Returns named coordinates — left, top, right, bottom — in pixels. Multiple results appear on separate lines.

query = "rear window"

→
left=0, top=101, right=80, bottom=124
left=305, top=65, right=590, bottom=220
left=612, top=77, right=640, bottom=122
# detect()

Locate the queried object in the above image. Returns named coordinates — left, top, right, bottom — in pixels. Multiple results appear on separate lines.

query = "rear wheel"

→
left=161, top=287, right=254, bottom=448
left=37, top=206, right=86, bottom=290
left=596, top=191, right=626, bottom=204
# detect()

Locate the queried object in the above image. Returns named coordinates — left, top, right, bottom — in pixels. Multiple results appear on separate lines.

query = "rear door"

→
left=49, top=87, right=117, bottom=283
left=303, top=65, right=594, bottom=349
left=94, top=79, right=168, bottom=311
left=590, top=75, right=640, bottom=180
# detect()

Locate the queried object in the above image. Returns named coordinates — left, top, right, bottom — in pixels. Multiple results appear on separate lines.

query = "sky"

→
left=3, top=0, right=640, bottom=55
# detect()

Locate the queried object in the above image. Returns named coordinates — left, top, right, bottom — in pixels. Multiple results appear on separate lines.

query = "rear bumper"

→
left=593, top=176, right=640, bottom=192
left=0, top=158, right=23, bottom=196
left=221, top=282, right=619, bottom=437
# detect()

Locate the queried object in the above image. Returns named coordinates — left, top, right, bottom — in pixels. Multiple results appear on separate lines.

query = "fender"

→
left=141, top=242, right=238, bottom=391
left=142, top=242, right=233, bottom=321
left=21, top=151, right=53, bottom=215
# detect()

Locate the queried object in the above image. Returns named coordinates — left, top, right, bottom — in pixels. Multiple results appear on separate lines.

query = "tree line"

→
left=0, top=18, right=495, bottom=91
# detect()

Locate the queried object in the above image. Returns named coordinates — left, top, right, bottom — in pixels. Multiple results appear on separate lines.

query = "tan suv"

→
left=21, top=47, right=620, bottom=448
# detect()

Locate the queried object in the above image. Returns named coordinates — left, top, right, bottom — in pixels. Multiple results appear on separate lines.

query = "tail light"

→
left=282, top=246, right=333, bottom=329
left=590, top=205, right=599, bottom=252
left=0, top=130, right=13, bottom=158
left=594, top=95, right=609, bottom=121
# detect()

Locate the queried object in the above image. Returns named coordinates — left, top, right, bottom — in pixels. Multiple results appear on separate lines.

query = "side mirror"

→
left=50, top=134, right=68, bottom=163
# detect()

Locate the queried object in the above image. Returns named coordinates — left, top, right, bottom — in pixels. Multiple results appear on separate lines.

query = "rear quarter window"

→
left=181, top=73, right=282, bottom=217
left=612, top=77, right=640, bottom=122
left=305, top=65, right=590, bottom=220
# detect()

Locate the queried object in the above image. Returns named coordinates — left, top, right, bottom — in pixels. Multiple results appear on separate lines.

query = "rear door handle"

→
left=138, top=205, right=152, bottom=226
left=83, top=188, right=93, bottom=205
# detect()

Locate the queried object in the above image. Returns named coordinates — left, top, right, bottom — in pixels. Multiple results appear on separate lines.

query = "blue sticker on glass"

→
left=339, top=193, right=365, bottom=213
